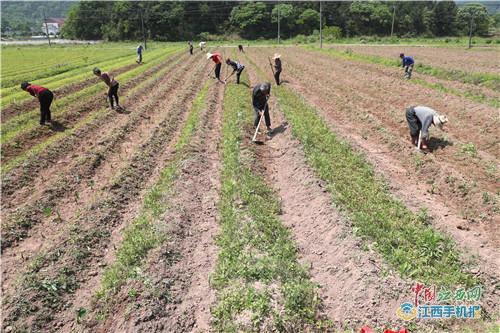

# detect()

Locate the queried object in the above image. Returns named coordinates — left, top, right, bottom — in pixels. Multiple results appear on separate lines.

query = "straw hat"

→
left=433, top=114, right=449, bottom=129
left=272, top=53, right=281, bottom=59
left=206, top=52, right=213, bottom=59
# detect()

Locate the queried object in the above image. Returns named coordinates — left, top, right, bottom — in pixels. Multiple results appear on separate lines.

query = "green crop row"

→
left=93, top=79, right=212, bottom=317
left=2, top=50, right=184, bottom=175
left=1, top=46, right=182, bottom=109
left=212, top=70, right=328, bottom=332
left=1, top=48, right=182, bottom=145
left=306, top=46, right=500, bottom=108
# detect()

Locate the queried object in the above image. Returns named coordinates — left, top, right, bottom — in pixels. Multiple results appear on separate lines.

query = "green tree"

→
left=297, top=8, right=319, bottom=35
left=271, top=4, right=297, bottom=38
left=230, top=2, right=270, bottom=39
left=432, top=1, right=458, bottom=36
left=457, top=3, right=493, bottom=37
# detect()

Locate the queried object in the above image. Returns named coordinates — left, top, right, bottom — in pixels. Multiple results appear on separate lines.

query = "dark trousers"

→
left=39, top=90, right=53, bottom=124
left=406, top=107, right=421, bottom=138
left=236, top=66, right=245, bottom=84
left=254, top=104, right=270, bottom=128
left=108, top=83, right=119, bottom=107
left=137, top=53, right=142, bottom=63
left=274, top=70, right=281, bottom=85
left=215, top=63, right=222, bottom=80
left=189, top=48, right=193, bottom=55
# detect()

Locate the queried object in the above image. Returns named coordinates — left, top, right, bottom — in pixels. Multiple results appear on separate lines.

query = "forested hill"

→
left=1, top=1, right=75, bottom=36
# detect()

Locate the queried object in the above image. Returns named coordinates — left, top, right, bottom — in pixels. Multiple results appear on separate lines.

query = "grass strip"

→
left=262, top=75, right=476, bottom=287
left=1, top=48, right=180, bottom=144
left=212, top=70, right=328, bottom=332
left=1, top=52, right=182, bottom=174
left=94, top=79, right=212, bottom=314
left=306, top=46, right=500, bottom=108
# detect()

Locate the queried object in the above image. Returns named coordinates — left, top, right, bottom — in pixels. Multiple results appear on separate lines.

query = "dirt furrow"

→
left=247, top=48, right=499, bottom=306
left=91, top=81, right=224, bottom=333
left=1, top=56, right=210, bottom=333
left=243, top=54, right=421, bottom=331
left=1, top=54, right=184, bottom=166
left=1, top=63, right=138, bottom=121
left=0, top=53, right=200, bottom=255
left=0, top=53, right=208, bottom=300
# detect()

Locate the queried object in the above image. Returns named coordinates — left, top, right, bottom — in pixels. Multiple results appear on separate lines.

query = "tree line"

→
left=3, top=1, right=498, bottom=41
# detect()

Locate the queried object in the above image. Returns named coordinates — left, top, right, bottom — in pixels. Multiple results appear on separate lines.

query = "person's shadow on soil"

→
left=268, top=122, right=288, bottom=139
left=115, top=107, right=131, bottom=115
left=279, top=80, right=290, bottom=85
left=238, top=82, right=250, bottom=88
left=427, top=137, right=453, bottom=151
left=48, top=120, right=67, bottom=132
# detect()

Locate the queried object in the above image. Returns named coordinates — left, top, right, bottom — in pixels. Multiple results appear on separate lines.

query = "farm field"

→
left=1, top=42, right=499, bottom=333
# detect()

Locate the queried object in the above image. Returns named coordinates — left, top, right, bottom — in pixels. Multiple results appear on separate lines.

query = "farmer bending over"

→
left=225, top=58, right=245, bottom=84
left=206, top=52, right=224, bottom=84
left=252, top=82, right=273, bottom=135
left=406, top=106, right=448, bottom=150
left=238, top=44, right=244, bottom=52
left=93, top=67, right=122, bottom=110
left=199, top=41, right=206, bottom=51
left=21, top=81, right=53, bottom=126
left=400, top=53, right=414, bottom=79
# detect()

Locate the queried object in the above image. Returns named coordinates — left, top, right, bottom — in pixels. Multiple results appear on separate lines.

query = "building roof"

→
left=46, top=17, right=65, bottom=25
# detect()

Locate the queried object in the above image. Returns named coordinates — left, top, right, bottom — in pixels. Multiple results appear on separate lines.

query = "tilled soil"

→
left=1, top=53, right=211, bottom=332
left=330, top=44, right=500, bottom=75
left=246, top=47, right=499, bottom=322
left=91, top=81, right=224, bottom=333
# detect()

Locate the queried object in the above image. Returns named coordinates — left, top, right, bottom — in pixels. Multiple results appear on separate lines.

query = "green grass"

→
left=1, top=47, right=181, bottom=145
left=94, top=79, right=212, bottom=312
left=212, top=69, right=328, bottom=331
left=262, top=72, right=477, bottom=287
left=1, top=50, right=183, bottom=175
left=306, top=46, right=500, bottom=106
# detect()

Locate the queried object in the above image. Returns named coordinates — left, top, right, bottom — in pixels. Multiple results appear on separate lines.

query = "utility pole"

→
left=43, top=9, right=51, bottom=47
left=140, top=9, right=147, bottom=50
left=277, top=2, right=280, bottom=44
left=319, top=1, right=323, bottom=48
left=390, top=5, right=396, bottom=37
left=468, top=13, right=474, bottom=49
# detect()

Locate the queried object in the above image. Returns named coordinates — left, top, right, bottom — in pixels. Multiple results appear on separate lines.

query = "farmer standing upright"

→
left=273, top=54, right=282, bottom=85
left=93, top=68, right=122, bottom=110
left=206, top=52, right=224, bottom=84
left=136, top=44, right=143, bottom=64
left=252, top=82, right=273, bottom=135
left=188, top=41, right=194, bottom=55
left=405, top=106, right=448, bottom=150
left=21, top=81, right=53, bottom=125
left=225, top=58, right=245, bottom=84
left=400, top=53, right=414, bottom=79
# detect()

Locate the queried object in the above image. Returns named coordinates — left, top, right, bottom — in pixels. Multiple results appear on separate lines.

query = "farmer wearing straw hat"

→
left=405, top=106, right=448, bottom=150
left=206, top=52, right=224, bottom=84
left=252, top=82, right=273, bottom=135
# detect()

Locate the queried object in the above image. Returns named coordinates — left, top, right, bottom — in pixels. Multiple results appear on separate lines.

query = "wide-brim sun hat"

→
left=433, top=114, right=449, bottom=130
left=272, top=53, right=281, bottom=59
left=206, top=52, right=213, bottom=59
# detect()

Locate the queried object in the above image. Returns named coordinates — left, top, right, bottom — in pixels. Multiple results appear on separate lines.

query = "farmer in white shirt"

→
left=406, top=106, right=448, bottom=150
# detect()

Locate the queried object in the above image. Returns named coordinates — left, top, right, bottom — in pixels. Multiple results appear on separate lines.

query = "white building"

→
left=41, top=18, right=65, bottom=36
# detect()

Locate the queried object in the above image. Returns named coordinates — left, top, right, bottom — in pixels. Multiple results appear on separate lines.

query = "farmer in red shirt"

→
left=206, top=52, right=224, bottom=84
left=93, top=67, right=122, bottom=110
left=21, top=81, right=54, bottom=125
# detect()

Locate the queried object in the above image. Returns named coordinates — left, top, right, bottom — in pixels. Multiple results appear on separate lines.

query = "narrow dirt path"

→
left=89, top=81, right=224, bottom=333
left=1, top=56, right=211, bottom=333
left=243, top=52, right=417, bottom=331
left=247, top=48, right=499, bottom=321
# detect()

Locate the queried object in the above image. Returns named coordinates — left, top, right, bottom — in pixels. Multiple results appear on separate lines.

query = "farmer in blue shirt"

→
left=400, top=53, right=414, bottom=79
left=136, top=45, right=143, bottom=64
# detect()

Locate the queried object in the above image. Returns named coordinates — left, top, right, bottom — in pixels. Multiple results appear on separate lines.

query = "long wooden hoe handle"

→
left=252, top=112, right=264, bottom=142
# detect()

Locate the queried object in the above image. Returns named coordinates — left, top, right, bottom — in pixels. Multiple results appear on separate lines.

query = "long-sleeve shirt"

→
left=252, top=84, right=270, bottom=110
left=26, top=84, right=48, bottom=97
left=274, top=58, right=282, bottom=72
left=402, top=56, right=414, bottom=67
left=210, top=53, right=222, bottom=64
left=137, top=45, right=143, bottom=54
left=414, top=106, right=437, bottom=139
left=227, top=60, right=244, bottom=72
